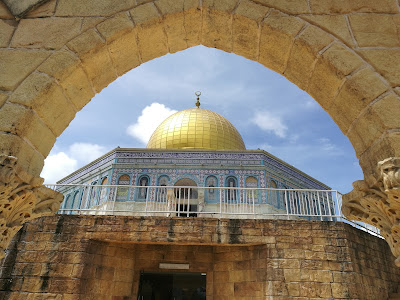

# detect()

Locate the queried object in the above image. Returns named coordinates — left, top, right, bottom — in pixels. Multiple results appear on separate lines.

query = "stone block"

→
left=0, top=2, right=13, bottom=19
left=202, top=9, right=233, bottom=52
left=259, top=11, right=305, bottom=73
left=284, top=268, right=300, bottom=281
left=2, top=0, right=53, bottom=18
left=347, top=108, right=386, bottom=155
left=56, top=0, right=135, bottom=17
left=67, top=29, right=117, bottom=93
left=67, top=29, right=104, bottom=55
left=11, top=18, right=81, bottom=50
left=265, top=281, right=288, bottom=296
left=8, top=72, right=76, bottom=136
left=235, top=0, right=269, bottom=22
left=0, top=102, right=55, bottom=156
left=202, top=0, right=238, bottom=12
left=331, top=282, right=350, bottom=298
left=38, top=49, right=94, bottom=110
left=283, top=248, right=305, bottom=259
left=81, top=17, right=106, bottom=32
left=308, top=42, right=364, bottom=111
left=0, top=92, right=8, bottom=108
left=256, top=0, right=310, bottom=14
left=232, top=13, right=260, bottom=61
left=359, top=49, right=400, bottom=87
left=135, top=20, right=168, bottom=63
left=302, top=15, right=355, bottom=47
left=234, top=281, right=262, bottom=297
left=285, top=24, right=334, bottom=90
left=25, top=0, right=56, bottom=17
left=96, top=12, right=134, bottom=42
left=371, top=93, right=400, bottom=130
left=183, top=4, right=201, bottom=47
left=287, top=282, right=300, bottom=296
left=349, top=14, right=400, bottom=47
left=310, top=0, right=399, bottom=14
left=0, top=132, right=44, bottom=177
left=359, top=130, right=400, bottom=177
left=0, top=49, right=50, bottom=91
left=131, top=3, right=160, bottom=25
left=334, top=68, right=388, bottom=132
left=155, top=0, right=185, bottom=15
left=163, top=13, right=187, bottom=54
left=0, top=19, right=16, bottom=48
left=214, top=282, right=234, bottom=296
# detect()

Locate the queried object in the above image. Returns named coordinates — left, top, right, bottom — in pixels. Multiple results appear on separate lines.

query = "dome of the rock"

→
left=147, top=107, right=246, bottom=150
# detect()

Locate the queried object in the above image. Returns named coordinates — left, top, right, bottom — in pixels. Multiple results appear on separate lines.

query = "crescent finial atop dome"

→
left=195, top=91, right=201, bottom=108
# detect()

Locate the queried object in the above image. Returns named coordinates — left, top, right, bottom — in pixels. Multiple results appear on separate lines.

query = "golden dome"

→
left=147, top=108, right=246, bottom=150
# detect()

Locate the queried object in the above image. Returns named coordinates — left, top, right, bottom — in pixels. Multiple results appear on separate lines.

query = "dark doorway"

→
left=176, top=204, right=198, bottom=217
left=137, top=272, right=206, bottom=300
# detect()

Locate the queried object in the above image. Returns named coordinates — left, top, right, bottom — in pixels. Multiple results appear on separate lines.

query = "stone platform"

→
left=0, top=216, right=399, bottom=299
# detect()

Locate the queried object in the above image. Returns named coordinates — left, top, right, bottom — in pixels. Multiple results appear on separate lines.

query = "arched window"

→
left=245, top=176, right=258, bottom=202
left=99, top=177, right=108, bottom=203
left=63, top=195, right=72, bottom=213
left=156, top=175, right=169, bottom=200
left=88, top=181, right=98, bottom=207
left=205, top=176, right=218, bottom=202
left=226, top=176, right=238, bottom=202
left=174, top=178, right=198, bottom=199
left=117, top=174, right=130, bottom=201
left=137, top=175, right=150, bottom=200
left=72, top=190, right=81, bottom=212
left=269, top=179, right=279, bottom=208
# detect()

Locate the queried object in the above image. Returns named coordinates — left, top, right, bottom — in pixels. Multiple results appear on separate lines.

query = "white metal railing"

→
left=46, top=184, right=381, bottom=237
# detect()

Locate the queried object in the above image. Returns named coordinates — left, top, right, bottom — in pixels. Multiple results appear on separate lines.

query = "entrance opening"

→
left=137, top=272, right=206, bottom=300
left=174, top=178, right=198, bottom=217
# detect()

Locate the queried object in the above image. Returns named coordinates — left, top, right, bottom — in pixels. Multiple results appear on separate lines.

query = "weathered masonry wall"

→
left=1, top=0, right=400, bottom=271
left=0, top=216, right=399, bottom=299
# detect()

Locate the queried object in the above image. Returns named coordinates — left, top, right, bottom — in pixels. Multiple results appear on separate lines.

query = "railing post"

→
left=326, top=191, right=333, bottom=221
left=316, top=191, right=323, bottom=221
left=112, top=186, right=117, bottom=215
left=284, top=190, right=289, bottom=220
left=220, top=188, right=223, bottom=219
left=252, top=190, right=255, bottom=219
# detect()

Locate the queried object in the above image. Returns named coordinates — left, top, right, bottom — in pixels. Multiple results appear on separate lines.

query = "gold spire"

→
left=195, top=91, right=201, bottom=108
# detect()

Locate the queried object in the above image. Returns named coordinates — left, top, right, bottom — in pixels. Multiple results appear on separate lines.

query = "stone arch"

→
left=0, top=0, right=400, bottom=261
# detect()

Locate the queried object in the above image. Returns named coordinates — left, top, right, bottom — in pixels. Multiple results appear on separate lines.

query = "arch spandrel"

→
left=0, top=0, right=400, bottom=263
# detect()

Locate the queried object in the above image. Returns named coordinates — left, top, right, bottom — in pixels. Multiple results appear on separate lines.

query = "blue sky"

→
left=41, top=46, right=362, bottom=193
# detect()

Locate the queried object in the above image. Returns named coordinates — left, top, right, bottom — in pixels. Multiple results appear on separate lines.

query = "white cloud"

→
left=251, top=111, right=288, bottom=138
left=41, top=143, right=108, bottom=184
left=41, top=152, right=78, bottom=184
left=318, top=138, right=343, bottom=155
left=126, top=103, right=177, bottom=144
left=69, top=143, right=107, bottom=164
